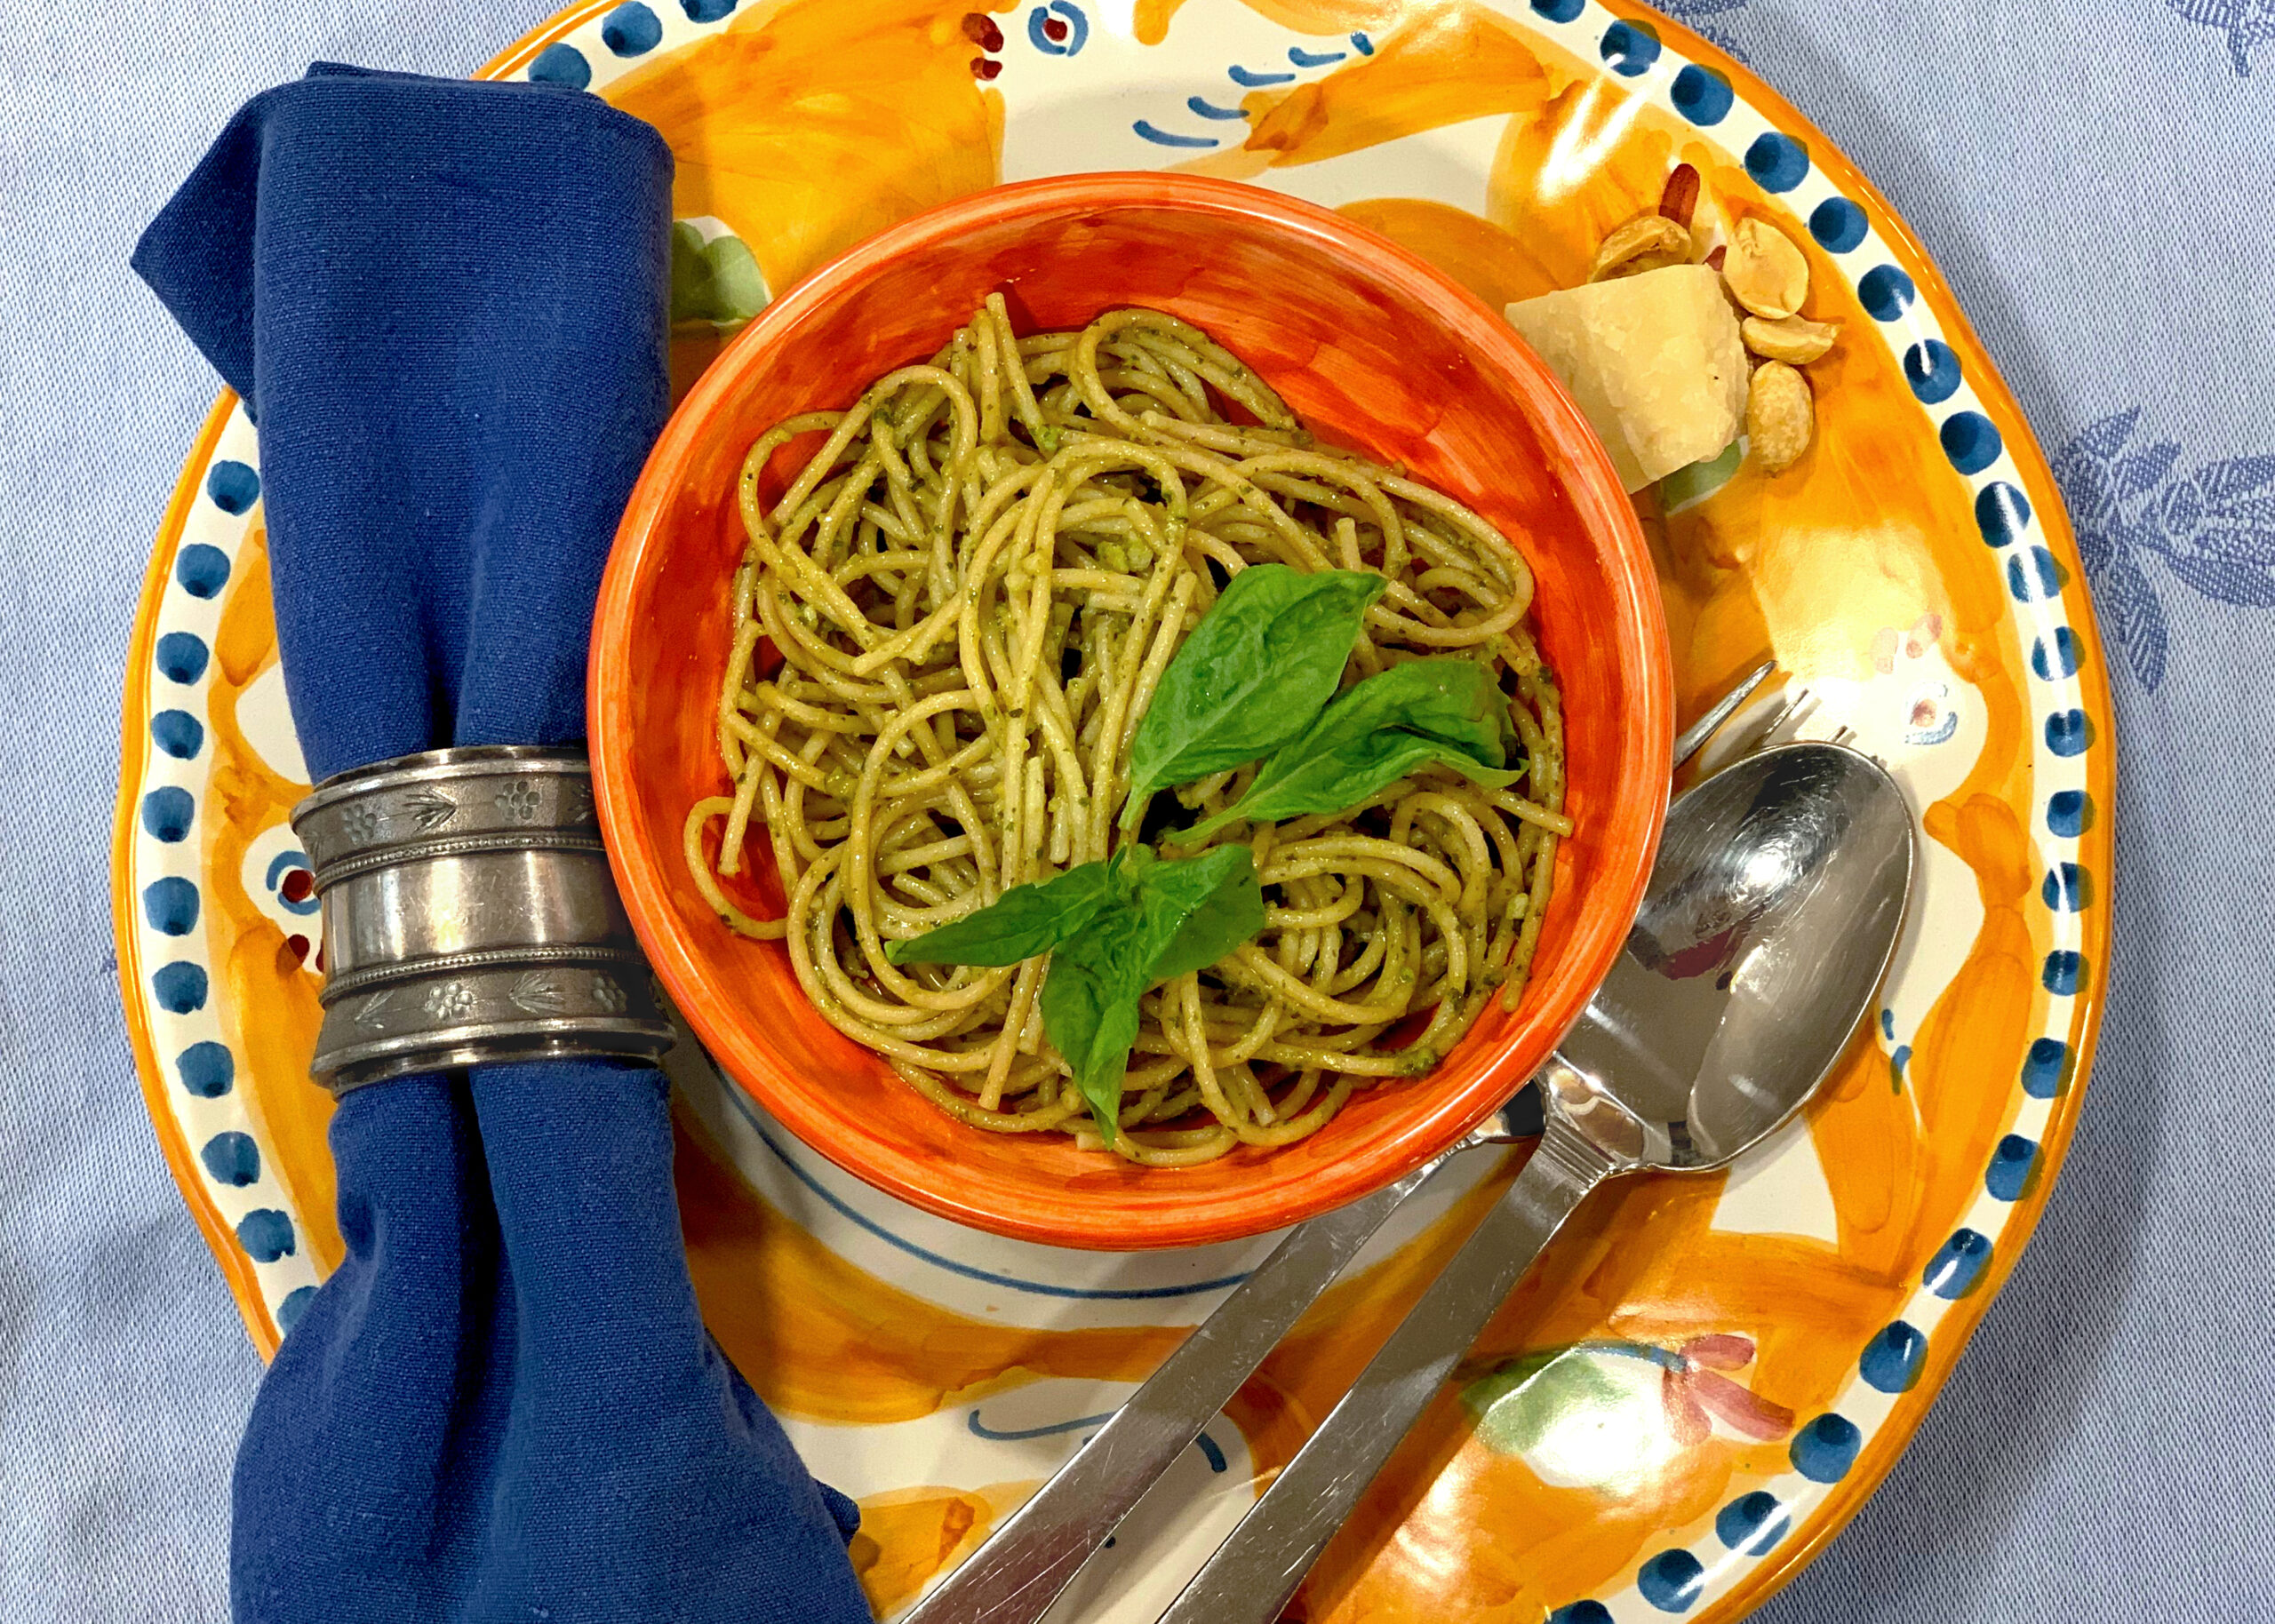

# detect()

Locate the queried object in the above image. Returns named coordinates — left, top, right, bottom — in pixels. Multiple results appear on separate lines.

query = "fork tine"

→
left=1672, top=659, right=1775, bottom=769
left=1760, top=685, right=1821, bottom=744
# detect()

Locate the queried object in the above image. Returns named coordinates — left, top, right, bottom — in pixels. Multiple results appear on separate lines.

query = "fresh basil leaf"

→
left=1120, top=565, right=1388, bottom=831
left=1132, top=844, right=1265, bottom=984
left=1182, top=659, right=1523, bottom=840
left=886, top=841, right=1266, bottom=1140
left=1037, top=844, right=1266, bottom=1139
left=1040, top=937, right=1145, bottom=1139
left=1104, top=841, right=1154, bottom=899
left=885, top=859, right=1117, bottom=966
left=1046, top=923, right=1155, bottom=1137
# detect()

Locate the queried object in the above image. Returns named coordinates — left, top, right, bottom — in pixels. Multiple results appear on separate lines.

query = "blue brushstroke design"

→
left=968, top=1409, right=1230, bottom=1474
left=1350, top=31, right=1373, bottom=54
left=1906, top=710, right=1959, bottom=746
left=1050, top=0, right=1089, bottom=53
left=1289, top=45, right=1345, bottom=66
left=1027, top=0, right=1090, bottom=56
left=720, top=1085, right=1254, bottom=1300
left=1585, top=1338, right=1687, bottom=1370
left=1229, top=63, right=1296, bottom=85
left=265, top=850, right=309, bottom=888
left=1134, top=120, right=1219, bottom=148
left=1187, top=96, right=1249, bottom=119
left=970, top=1409, right=1118, bottom=1442
left=264, top=849, right=322, bottom=915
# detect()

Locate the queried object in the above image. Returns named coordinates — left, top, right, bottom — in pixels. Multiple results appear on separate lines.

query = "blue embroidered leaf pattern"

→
left=2161, top=0, right=2275, bottom=76
left=2073, top=510, right=2117, bottom=577
left=2093, top=541, right=2166, bottom=687
left=2052, top=407, right=2274, bottom=693
left=2113, top=442, right=2182, bottom=498
left=2071, top=407, right=2141, bottom=463
left=2152, top=477, right=2204, bottom=539
left=2092, top=545, right=2169, bottom=691
left=2063, top=456, right=2115, bottom=519
left=2165, top=555, right=2275, bottom=608
left=2052, top=410, right=2137, bottom=578
left=2214, top=496, right=2275, bottom=534
left=2206, top=527, right=2275, bottom=564
left=2197, top=455, right=2275, bottom=504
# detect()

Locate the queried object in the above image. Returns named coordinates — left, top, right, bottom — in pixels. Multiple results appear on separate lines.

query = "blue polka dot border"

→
left=1433, top=8, right=2103, bottom=1619
left=128, top=410, right=323, bottom=1344
left=1638, top=1548, right=1706, bottom=1612
left=123, top=5, right=2111, bottom=1615
left=1744, top=132, right=1809, bottom=192
left=1716, top=1492, right=1790, bottom=1555
left=1600, top=19, right=1662, bottom=76
left=511, top=0, right=731, bottom=96
left=529, top=41, right=591, bottom=89
left=1671, top=64, right=1733, bottom=125
left=1809, top=197, right=1868, bottom=252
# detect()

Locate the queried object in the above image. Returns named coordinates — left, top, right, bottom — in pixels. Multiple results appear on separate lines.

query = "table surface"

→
left=5, top=2, right=2271, bottom=1619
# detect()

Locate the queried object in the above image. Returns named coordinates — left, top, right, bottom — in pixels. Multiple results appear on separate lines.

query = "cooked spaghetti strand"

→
left=682, top=306, right=1567, bottom=1163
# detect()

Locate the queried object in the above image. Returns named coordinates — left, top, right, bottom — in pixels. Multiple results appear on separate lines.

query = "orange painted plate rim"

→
left=111, top=2, right=2113, bottom=1618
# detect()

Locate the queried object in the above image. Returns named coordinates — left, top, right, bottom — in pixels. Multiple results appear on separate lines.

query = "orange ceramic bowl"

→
left=593, top=174, right=1671, bottom=1250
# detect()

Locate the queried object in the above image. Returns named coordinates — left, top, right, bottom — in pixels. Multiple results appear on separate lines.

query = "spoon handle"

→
left=1156, top=1121, right=1617, bottom=1624
left=899, top=1160, right=1437, bottom=1624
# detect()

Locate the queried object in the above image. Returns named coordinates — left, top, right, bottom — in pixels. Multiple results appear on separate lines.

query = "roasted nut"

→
left=1747, top=361, right=1814, bottom=473
left=1722, top=218, right=1809, bottom=318
left=1742, top=313, right=1839, bottom=364
left=1658, top=163, right=1701, bottom=230
left=1589, top=211, right=1693, bottom=283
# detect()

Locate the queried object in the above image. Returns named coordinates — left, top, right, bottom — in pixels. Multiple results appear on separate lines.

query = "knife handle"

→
left=900, top=1160, right=1436, bottom=1624
left=1156, top=1120, right=1615, bottom=1624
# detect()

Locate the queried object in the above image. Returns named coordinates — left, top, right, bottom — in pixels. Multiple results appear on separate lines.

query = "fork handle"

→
left=1155, top=1121, right=1615, bottom=1624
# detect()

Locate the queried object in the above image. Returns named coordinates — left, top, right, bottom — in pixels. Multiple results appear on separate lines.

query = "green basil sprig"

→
left=1177, top=658, right=1524, bottom=842
left=888, top=564, right=1532, bottom=1138
left=880, top=861, right=1117, bottom=968
left=1120, top=564, right=1387, bottom=832
left=888, top=844, right=1264, bottom=1139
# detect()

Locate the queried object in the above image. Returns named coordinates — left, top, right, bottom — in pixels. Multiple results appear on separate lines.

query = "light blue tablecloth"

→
left=4, top=3, right=2267, bottom=1619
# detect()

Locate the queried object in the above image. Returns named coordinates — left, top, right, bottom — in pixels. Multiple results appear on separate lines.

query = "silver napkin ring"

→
left=290, top=744, right=674, bottom=1093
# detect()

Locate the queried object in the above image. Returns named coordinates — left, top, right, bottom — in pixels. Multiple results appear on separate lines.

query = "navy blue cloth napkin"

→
left=134, top=66, right=872, bottom=1624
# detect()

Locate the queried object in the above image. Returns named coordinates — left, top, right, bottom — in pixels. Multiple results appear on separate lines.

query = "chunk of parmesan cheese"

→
left=1505, top=265, right=1747, bottom=493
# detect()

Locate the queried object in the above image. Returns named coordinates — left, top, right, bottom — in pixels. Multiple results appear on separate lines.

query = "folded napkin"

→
left=134, top=67, right=872, bottom=1624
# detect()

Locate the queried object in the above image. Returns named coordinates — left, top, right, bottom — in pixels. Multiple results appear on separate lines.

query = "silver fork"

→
left=898, top=659, right=1778, bottom=1624
left=1687, top=674, right=1851, bottom=765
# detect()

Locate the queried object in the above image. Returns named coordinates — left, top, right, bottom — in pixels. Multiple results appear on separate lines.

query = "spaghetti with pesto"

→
left=684, top=299, right=1569, bottom=1166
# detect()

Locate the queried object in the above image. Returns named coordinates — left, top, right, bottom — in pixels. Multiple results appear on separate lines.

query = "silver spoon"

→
left=901, top=662, right=1776, bottom=1624
left=1156, top=739, right=1913, bottom=1624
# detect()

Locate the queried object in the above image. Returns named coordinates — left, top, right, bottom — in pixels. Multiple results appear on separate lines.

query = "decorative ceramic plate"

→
left=114, top=2, right=2113, bottom=1619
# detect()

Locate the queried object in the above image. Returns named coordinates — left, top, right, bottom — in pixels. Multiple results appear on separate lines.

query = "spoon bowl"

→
left=1552, top=740, right=1917, bottom=1170
left=1161, top=741, right=1914, bottom=1624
